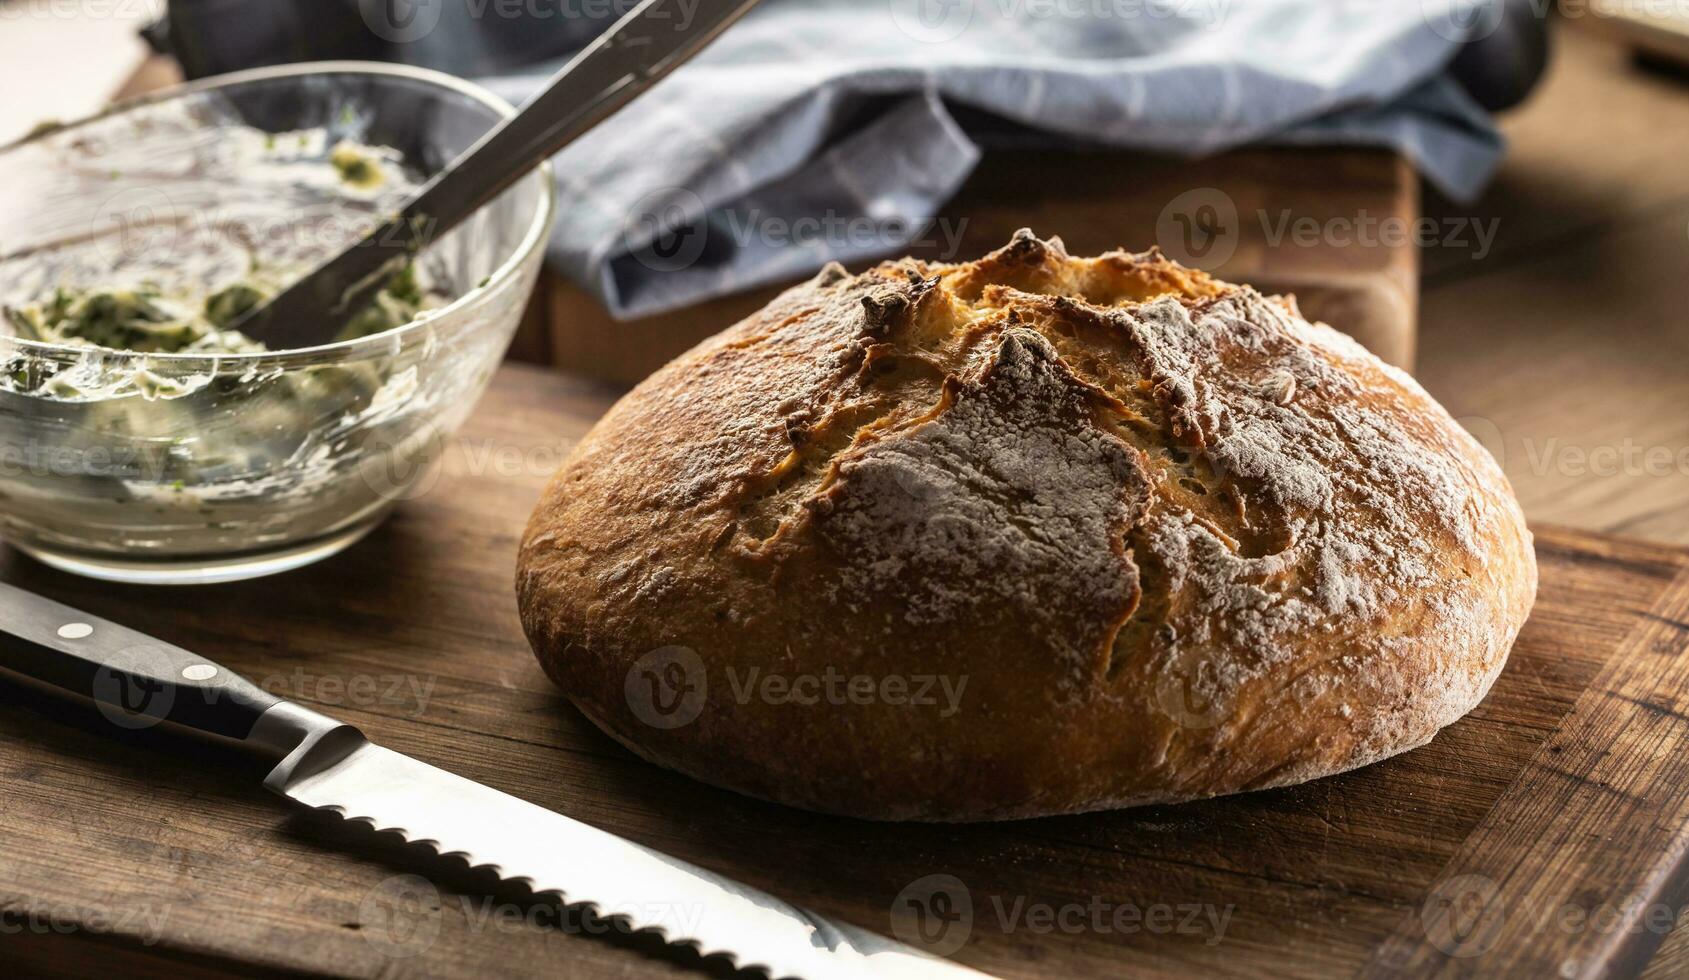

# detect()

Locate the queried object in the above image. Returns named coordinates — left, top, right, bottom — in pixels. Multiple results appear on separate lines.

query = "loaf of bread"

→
left=517, top=231, right=1536, bottom=821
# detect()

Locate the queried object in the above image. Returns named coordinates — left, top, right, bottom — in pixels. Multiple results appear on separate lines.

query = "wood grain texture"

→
left=57, top=21, right=1689, bottom=978
left=1418, top=26, right=1689, bottom=547
left=0, top=364, right=1685, bottom=979
left=1362, top=567, right=1689, bottom=978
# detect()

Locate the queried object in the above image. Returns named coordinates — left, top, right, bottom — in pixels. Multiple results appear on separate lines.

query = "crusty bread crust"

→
left=517, top=231, right=1537, bottom=821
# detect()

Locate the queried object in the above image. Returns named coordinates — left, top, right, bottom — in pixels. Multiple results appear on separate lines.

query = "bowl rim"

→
left=0, top=60, right=558, bottom=367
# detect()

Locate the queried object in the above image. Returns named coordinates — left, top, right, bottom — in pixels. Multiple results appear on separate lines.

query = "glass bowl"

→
left=0, top=63, right=556, bottom=584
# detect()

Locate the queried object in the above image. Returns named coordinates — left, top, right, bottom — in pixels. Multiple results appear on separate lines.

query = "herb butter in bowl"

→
left=0, top=64, right=555, bottom=584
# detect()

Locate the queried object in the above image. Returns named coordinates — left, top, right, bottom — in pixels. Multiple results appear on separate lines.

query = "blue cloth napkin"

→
left=451, top=0, right=1505, bottom=320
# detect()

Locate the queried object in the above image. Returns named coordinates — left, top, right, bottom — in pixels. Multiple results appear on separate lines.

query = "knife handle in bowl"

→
left=0, top=580, right=283, bottom=741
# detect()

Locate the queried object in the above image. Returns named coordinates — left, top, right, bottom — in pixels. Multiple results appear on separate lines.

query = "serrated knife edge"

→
left=0, top=583, right=994, bottom=980
left=260, top=705, right=993, bottom=980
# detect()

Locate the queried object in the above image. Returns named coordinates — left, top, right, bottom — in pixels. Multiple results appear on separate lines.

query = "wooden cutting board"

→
left=2, top=364, right=1686, bottom=979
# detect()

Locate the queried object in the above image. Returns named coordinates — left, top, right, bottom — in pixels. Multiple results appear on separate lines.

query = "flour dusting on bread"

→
left=762, top=236, right=1513, bottom=730
left=1110, top=291, right=1507, bottom=731
left=807, top=327, right=1150, bottom=685
left=517, top=230, right=1537, bottom=821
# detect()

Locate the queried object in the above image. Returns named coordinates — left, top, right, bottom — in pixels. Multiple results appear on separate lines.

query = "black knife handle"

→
left=0, top=581, right=282, bottom=741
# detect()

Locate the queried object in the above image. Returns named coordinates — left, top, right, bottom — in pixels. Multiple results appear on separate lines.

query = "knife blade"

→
left=0, top=581, right=993, bottom=979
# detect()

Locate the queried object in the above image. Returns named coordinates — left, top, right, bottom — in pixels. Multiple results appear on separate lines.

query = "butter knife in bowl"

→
left=0, top=580, right=994, bottom=979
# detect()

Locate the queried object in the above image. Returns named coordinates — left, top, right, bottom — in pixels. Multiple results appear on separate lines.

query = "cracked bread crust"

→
left=517, top=230, right=1537, bottom=822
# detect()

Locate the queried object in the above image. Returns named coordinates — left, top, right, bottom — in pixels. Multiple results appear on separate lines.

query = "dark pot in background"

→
left=161, top=0, right=383, bottom=79
left=156, top=0, right=608, bottom=81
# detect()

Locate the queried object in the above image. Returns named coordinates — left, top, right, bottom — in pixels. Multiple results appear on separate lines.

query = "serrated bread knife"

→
left=0, top=581, right=993, bottom=979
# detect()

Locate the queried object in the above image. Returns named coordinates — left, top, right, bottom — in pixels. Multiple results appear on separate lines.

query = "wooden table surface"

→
left=3, top=363, right=1689, bottom=980
left=5, top=14, right=1689, bottom=980
left=1418, top=24, right=1689, bottom=548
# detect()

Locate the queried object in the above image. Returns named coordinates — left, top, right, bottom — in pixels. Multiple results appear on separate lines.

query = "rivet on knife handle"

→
left=0, top=580, right=996, bottom=979
left=0, top=581, right=295, bottom=739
